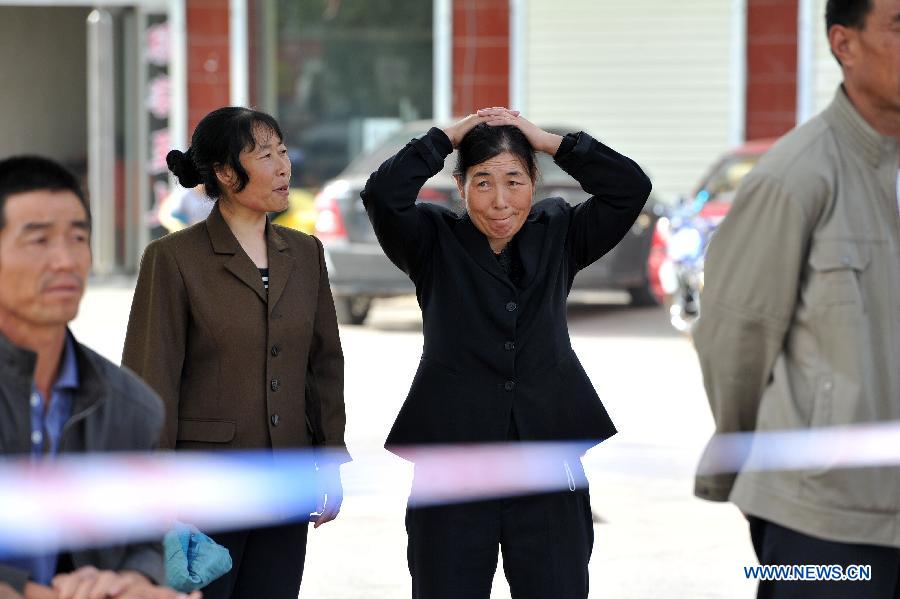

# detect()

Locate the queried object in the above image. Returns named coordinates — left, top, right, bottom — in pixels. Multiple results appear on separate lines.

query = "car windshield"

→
left=342, top=126, right=575, bottom=186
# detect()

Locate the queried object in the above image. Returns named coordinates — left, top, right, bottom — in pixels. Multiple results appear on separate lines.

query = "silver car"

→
left=314, top=121, right=661, bottom=324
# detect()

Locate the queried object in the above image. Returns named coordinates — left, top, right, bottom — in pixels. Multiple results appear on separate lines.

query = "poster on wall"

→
left=145, top=14, right=171, bottom=239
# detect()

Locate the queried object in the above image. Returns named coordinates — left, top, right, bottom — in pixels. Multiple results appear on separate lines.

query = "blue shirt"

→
left=10, top=335, right=79, bottom=585
left=29, top=335, right=78, bottom=458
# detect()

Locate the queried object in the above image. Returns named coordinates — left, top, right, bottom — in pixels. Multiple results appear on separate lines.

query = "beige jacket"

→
left=693, top=87, right=900, bottom=547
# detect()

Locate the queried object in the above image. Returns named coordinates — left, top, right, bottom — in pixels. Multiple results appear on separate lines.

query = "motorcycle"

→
left=657, top=200, right=716, bottom=333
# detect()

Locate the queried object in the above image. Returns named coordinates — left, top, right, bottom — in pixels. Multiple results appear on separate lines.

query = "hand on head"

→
left=443, top=108, right=562, bottom=155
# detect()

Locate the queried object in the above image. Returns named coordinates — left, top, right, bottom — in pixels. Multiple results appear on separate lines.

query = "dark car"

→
left=314, top=121, right=662, bottom=324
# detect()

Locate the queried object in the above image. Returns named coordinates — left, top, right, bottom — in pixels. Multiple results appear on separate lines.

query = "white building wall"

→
left=523, top=1, right=737, bottom=201
left=811, top=0, right=843, bottom=116
left=0, top=7, right=90, bottom=164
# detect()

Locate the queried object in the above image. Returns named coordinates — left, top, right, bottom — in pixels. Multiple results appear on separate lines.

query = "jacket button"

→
left=504, top=341, right=515, bottom=351
left=271, top=345, right=280, bottom=357
left=270, top=379, right=280, bottom=392
left=505, top=301, right=517, bottom=312
left=271, top=414, right=280, bottom=427
left=504, top=380, right=515, bottom=392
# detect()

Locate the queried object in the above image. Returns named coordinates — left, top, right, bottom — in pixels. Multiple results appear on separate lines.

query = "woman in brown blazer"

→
left=122, top=107, right=349, bottom=599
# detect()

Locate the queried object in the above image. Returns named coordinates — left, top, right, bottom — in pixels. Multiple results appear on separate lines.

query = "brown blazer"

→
left=122, top=203, right=348, bottom=462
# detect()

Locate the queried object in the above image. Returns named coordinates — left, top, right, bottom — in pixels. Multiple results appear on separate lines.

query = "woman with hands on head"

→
left=362, top=107, right=652, bottom=599
left=122, top=107, right=349, bottom=599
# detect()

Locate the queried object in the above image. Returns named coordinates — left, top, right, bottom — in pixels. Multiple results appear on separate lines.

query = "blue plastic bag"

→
left=163, top=522, right=232, bottom=592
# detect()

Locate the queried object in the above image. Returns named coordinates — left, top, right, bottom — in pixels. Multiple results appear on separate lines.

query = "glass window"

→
left=274, top=1, right=433, bottom=189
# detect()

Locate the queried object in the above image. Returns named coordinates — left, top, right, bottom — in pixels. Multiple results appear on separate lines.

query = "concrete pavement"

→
left=71, top=280, right=758, bottom=598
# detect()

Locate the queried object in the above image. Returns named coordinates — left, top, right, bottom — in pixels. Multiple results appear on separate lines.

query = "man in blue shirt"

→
left=0, top=156, right=199, bottom=599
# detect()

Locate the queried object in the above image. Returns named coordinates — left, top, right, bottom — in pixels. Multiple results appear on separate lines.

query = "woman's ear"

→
left=214, top=164, right=236, bottom=190
left=454, top=173, right=466, bottom=200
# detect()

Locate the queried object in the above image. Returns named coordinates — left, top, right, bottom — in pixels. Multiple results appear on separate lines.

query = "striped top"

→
left=259, top=268, right=269, bottom=291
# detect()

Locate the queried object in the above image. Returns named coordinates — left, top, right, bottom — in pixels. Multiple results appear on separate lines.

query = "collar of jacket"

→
left=0, top=329, right=109, bottom=438
left=455, top=209, right=547, bottom=290
left=825, top=86, right=900, bottom=169
left=0, top=329, right=37, bottom=381
left=204, top=200, right=295, bottom=312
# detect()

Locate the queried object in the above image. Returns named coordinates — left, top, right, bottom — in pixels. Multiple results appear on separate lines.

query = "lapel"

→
left=206, top=202, right=267, bottom=304
left=515, top=212, right=548, bottom=289
left=455, top=214, right=515, bottom=290
left=69, top=337, right=107, bottom=433
left=454, top=211, right=548, bottom=290
left=265, top=222, right=295, bottom=316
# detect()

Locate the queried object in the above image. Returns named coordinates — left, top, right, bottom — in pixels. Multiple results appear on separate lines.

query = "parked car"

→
left=655, top=138, right=777, bottom=329
left=157, top=186, right=317, bottom=236
left=315, top=121, right=664, bottom=325
left=271, top=188, right=317, bottom=234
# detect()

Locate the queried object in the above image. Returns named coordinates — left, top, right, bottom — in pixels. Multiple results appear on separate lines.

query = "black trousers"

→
left=749, top=516, right=900, bottom=599
left=200, top=521, right=309, bottom=599
left=406, top=486, right=593, bottom=599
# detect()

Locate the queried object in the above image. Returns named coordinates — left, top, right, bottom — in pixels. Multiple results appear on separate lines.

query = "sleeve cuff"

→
left=0, top=564, right=33, bottom=593
left=413, top=128, right=454, bottom=174
left=315, top=445, right=352, bottom=466
left=554, top=132, right=578, bottom=157
left=120, top=544, right=165, bottom=586
left=694, top=472, right=737, bottom=502
left=553, top=131, right=594, bottom=171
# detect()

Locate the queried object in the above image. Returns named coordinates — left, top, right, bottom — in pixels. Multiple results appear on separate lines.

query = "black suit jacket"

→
left=362, top=128, right=651, bottom=454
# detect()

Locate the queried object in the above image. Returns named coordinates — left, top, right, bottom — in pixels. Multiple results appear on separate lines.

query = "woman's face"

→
left=220, top=126, right=291, bottom=214
left=457, top=151, right=534, bottom=253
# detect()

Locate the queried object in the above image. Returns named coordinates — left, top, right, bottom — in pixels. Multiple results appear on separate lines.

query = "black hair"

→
left=0, top=155, right=90, bottom=232
left=166, top=107, right=284, bottom=199
left=826, top=0, right=873, bottom=32
left=454, top=124, right=538, bottom=183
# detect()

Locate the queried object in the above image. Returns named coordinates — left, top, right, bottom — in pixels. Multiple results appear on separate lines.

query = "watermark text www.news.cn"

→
left=744, top=564, right=872, bottom=582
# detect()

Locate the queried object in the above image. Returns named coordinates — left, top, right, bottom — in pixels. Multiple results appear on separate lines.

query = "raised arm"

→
left=477, top=109, right=652, bottom=272
left=555, top=132, right=652, bottom=271
left=360, top=114, right=488, bottom=281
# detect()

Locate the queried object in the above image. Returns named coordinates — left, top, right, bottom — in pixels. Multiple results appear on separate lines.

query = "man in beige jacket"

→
left=694, top=0, right=900, bottom=596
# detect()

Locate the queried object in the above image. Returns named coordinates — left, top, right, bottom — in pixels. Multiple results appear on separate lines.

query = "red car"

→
left=647, top=138, right=777, bottom=304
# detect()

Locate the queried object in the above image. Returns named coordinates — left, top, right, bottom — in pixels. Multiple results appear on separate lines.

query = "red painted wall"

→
left=452, top=0, right=509, bottom=116
left=186, top=0, right=230, bottom=134
left=745, top=0, right=798, bottom=140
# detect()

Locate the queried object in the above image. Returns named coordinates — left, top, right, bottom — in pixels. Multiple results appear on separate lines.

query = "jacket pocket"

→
left=804, top=242, right=870, bottom=327
left=177, top=418, right=236, bottom=443
left=806, top=242, right=869, bottom=306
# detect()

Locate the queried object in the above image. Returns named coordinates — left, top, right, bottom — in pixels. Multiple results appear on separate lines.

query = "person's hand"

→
left=476, top=107, right=564, bottom=156
left=0, top=582, right=25, bottom=599
left=51, top=568, right=199, bottom=599
left=52, top=567, right=146, bottom=599
left=311, top=463, right=344, bottom=529
left=442, top=111, right=508, bottom=148
left=113, top=584, right=200, bottom=599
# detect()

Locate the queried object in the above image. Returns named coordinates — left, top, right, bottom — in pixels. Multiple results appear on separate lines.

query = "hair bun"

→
left=166, top=148, right=201, bottom=187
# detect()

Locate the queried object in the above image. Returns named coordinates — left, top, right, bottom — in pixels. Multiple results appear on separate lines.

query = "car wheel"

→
left=334, top=296, right=372, bottom=325
left=628, top=283, right=659, bottom=307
